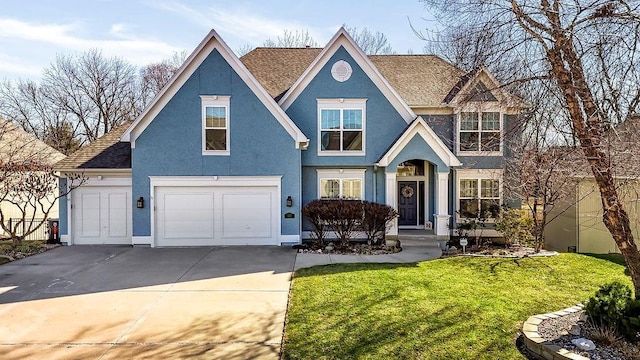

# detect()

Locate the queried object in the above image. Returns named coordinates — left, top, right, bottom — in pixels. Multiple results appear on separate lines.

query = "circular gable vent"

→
left=331, top=60, right=353, bottom=82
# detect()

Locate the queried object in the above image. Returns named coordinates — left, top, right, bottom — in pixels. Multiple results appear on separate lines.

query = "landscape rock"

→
left=571, top=338, right=596, bottom=351
left=569, top=324, right=581, bottom=336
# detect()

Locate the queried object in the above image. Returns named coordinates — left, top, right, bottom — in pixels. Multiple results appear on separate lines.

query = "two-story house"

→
left=54, top=28, right=524, bottom=246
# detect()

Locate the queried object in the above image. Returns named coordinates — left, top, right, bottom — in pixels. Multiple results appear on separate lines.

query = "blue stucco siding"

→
left=59, top=178, right=68, bottom=235
left=421, top=114, right=454, bottom=151
left=132, top=48, right=302, bottom=237
left=286, top=46, right=408, bottom=166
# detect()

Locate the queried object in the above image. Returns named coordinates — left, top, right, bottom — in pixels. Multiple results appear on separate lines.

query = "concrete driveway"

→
left=0, top=246, right=296, bottom=360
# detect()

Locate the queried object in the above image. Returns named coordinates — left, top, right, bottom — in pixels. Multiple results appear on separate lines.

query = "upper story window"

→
left=318, top=99, right=366, bottom=156
left=201, top=95, right=230, bottom=156
left=458, top=111, right=502, bottom=155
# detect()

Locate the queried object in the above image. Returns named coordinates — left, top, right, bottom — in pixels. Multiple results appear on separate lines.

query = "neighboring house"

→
left=545, top=117, right=640, bottom=254
left=0, top=118, right=66, bottom=237
left=55, top=28, right=525, bottom=246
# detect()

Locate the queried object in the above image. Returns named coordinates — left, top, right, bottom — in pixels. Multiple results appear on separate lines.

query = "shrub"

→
left=495, top=208, right=534, bottom=246
left=586, top=282, right=632, bottom=328
left=622, top=299, right=640, bottom=341
left=361, top=201, right=398, bottom=246
left=302, top=199, right=331, bottom=247
left=324, top=199, right=363, bottom=248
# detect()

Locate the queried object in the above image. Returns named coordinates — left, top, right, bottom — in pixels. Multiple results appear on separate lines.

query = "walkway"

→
left=293, top=239, right=442, bottom=270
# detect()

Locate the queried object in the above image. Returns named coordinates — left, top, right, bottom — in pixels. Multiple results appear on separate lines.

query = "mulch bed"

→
left=0, top=242, right=60, bottom=263
left=295, top=241, right=401, bottom=255
left=442, top=243, right=558, bottom=258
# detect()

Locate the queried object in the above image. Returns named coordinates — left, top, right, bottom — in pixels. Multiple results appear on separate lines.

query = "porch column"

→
left=434, top=171, right=451, bottom=237
left=385, top=172, right=398, bottom=238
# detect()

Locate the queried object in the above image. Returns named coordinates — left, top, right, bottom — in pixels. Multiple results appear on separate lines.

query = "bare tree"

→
left=422, top=0, right=640, bottom=293
left=344, top=25, right=395, bottom=54
left=236, top=44, right=254, bottom=57
left=0, top=120, right=84, bottom=244
left=42, top=49, right=140, bottom=142
left=263, top=29, right=319, bottom=47
left=139, top=50, right=188, bottom=107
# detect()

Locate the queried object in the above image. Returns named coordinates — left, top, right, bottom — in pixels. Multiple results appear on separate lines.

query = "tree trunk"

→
left=546, top=39, right=640, bottom=295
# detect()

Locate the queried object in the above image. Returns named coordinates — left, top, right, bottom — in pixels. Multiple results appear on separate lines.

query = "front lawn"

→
left=284, top=254, right=630, bottom=359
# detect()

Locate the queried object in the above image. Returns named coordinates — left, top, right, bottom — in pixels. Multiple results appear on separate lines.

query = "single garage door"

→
left=72, top=186, right=132, bottom=245
left=155, top=186, right=278, bottom=246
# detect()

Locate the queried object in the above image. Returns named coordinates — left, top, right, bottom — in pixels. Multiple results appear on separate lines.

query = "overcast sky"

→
left=0, top=0, right=436, bottom=81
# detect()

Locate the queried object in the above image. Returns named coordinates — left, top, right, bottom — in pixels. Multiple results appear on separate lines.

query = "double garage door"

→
left=155, top=186, right=278, bottom=246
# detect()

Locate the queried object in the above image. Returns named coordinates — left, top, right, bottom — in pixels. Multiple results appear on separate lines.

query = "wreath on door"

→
left=401, top=185, right=414, bottom=198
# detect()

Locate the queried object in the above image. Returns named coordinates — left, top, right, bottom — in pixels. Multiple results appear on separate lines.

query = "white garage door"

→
left=155, top=186, right=278, bottom=246
left=72, top=186, right=132, bottom=245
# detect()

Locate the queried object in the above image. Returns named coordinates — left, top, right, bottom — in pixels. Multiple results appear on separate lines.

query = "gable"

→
left=445, top=67, right=527, bottom=109
left=278, top=28, right=415, bottom=123
left=377, top=117, right=461, bottom=170
left=122, top=29, right=308, bottom=149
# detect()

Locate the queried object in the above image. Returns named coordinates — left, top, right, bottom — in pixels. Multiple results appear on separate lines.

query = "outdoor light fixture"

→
left=137, top=197, right=144, bottom=209
left=286, top=196, right=293, bottom=207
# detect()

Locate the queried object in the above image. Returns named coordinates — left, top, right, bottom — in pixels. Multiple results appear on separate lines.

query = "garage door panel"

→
left=160, top=193, right=214, bottom=240
left=222, top=193, right=272, bottom=239
left=108, top=193, right=128, bottom=237
left=80, top=193, right=101, bottom=237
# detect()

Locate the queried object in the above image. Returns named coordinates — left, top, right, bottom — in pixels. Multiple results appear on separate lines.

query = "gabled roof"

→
left=121, top=29, right=308, bottom=149
left=376, top=117, right=462, bottom=168
left=275, top=27, right=416, bottom=123
left=55, top=121, right=132, bottom=171
left=0, top=118, right=65, bottom=165
left=241, top=49, right=465, bottom=108
left=444, top=66, right=527, bottom=108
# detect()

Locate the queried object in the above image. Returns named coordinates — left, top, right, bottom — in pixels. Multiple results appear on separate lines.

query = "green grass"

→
left=284, top=254, right=631, bottom=360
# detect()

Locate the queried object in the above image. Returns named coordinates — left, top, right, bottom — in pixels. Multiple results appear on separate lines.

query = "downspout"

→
left=373, top=165, right=377, bottom=202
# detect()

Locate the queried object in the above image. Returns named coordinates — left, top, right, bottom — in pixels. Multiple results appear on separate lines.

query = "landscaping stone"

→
left=569, top=325, right=581, bottom=336
left=571, top=338, right=596, bottom=351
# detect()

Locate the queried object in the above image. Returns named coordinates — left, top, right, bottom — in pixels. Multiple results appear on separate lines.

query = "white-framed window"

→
left=201, top=95, right=230, bottom=155
left=456, top=169, right=502, bottom=219
left=317, top=99, right=366, bottom=156
left=317, top=169, right=366, bottom=200
left=458, top=110, right=502, bottom=155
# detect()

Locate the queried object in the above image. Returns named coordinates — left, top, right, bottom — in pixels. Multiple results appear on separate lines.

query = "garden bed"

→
left=0, top=240, right=59, bottom=264
left=295, top=240, right=401, bottom=255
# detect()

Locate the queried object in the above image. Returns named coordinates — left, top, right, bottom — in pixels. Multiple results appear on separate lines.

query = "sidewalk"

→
left=293, top=239, right=442, bottom=270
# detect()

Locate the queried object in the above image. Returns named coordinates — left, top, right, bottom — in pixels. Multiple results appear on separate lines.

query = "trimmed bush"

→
left=301, top=199, right=331, bottom=247
left=586, top=281, right=632, bottom=328
left=361, top=201, right=398, bottom=246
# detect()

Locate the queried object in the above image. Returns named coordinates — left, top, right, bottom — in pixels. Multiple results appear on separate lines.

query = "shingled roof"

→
left=241, top=48, right=465, bottom=107
left=55, top=121, right=132, bottom=170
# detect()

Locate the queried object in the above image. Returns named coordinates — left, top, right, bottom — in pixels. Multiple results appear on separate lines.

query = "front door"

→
left=398, top=181, right=418, bottom=226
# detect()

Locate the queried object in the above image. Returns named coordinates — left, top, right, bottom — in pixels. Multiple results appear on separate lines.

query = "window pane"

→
left=480, top=199, right=500, bottom=218
left=206, top=107, right=226, bottom=128
left=460, top=112, right=478, bottom=130
left=321, top=131, right=341, bottom=150
left=342, top=179, right=362, bottom=199
left=460, top=132, right=479, bottom=151
left=481, top=131, right=500, bottom=152
left=343, top=110, right=362, bottom=129
left=459, top=199, right=479, bottom=218
left=481, top=112, right=500, bottom=130
left=481, top=179, right=500, bottom=198
left=205, top=129, right=226, bottom=150
left=321, top=110, right=340, bottom=129
left=459, top=179, right=478, bottom=198
left=321, top=179, right=340, bottom=199
left=343, top=131, right=362, bottom=151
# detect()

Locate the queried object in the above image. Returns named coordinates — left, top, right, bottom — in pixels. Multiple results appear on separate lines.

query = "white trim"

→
left=57, top=168, right=132, bottom=175
left=121, top=29, right=309, bottom=149
left=376, top=116, right=462, bottom=168
left=454, top=169, right=503, bottom=222
left=280, top=234, right=301, bottom=244
left=385, top=172, right=398, bottom=236
left=316, top=169, right=366, bottom=199
left=278, top=27, right=415, bottom=124
left=132, top=236, right=152, bottom=246
left=148, top=175, right=282, bottom=247
left=317, top=98, right=366, bottom=156
left=201, top=95, right=231, bottom=156
left=75, top=177, right=132, bottom=187
left=447, top=67, right=528, bottom=109
left=434, top=172, right=450, bottom=236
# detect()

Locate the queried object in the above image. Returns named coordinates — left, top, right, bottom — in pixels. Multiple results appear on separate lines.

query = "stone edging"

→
left=522, top=304, right=587, bottom=360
